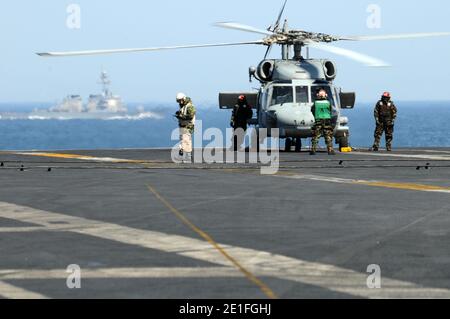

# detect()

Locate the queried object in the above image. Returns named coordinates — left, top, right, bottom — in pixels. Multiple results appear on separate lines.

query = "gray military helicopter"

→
left=38, top=0, right=450, bottom=152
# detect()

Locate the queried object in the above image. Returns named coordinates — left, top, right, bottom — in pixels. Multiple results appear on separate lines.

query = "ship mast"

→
left=99, top=70, right=112, bottom=98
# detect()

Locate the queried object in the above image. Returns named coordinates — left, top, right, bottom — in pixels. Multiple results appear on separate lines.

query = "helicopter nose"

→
left=274, top=106, right=315, bottom=127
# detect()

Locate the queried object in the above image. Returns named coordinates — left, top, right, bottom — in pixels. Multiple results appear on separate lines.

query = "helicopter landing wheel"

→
left=295, top=138, right=302, bottom=153
left=285, top=138, right=292, bottom=152
left=338, top=136, right=349, bottom=151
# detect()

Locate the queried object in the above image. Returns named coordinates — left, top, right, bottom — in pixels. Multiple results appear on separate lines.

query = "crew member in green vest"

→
left=310, top=89, right=335, bottom=156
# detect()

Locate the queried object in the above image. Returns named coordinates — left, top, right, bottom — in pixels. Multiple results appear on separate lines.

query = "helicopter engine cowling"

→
left=257, top=60, right=275, bottom=81
left=323, top=60, right=337, bottom=81
left=255, top=59, right=338, bottom=82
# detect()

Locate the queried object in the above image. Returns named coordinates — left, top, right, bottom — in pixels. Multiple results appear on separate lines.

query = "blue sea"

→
left=0, top=101, right=448, bottom=150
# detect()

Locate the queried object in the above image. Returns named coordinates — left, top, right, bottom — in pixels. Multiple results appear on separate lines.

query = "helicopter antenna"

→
left=271, top=0, right=288, bottom=32
left=264, top=0, right=288, bottom=59
left=281, top=20, right=290, bottom=60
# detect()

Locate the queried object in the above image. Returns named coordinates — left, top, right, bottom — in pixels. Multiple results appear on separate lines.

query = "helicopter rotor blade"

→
left=37, top=41, right=266, bottom=57
left=214, top=22, right=274, bottom=36
left=272, top=0, right=288, bottom=31
left=306, top=41, right=390, bottom=67
left=340, top=32, right=450, bottom=41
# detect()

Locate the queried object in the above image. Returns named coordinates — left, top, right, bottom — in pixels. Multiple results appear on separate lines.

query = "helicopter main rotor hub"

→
left=263, top=30, right=340, bottom=47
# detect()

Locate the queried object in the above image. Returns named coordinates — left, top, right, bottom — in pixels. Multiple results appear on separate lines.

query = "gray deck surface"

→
left=0, top=148, right=449, bottom=299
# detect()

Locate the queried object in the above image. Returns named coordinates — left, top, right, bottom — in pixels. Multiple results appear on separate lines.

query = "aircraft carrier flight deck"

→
left=0, top=148, right=449, bottom=299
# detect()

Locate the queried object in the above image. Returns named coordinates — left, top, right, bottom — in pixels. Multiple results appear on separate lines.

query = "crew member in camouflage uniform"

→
left=371, top=92, right=397, bottom=152
left=230, top=95, right=253, bottom=151
left=310, top=89, right=335, bottom=156
left=175, top=93, right=196, bottom=163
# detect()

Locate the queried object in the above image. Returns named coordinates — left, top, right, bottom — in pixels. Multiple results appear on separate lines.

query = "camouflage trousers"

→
left=373, top=121, right=394, bottom=147
left=311, top=119, right=334, bottom=151
left=179, top=127, right=194, bottom=153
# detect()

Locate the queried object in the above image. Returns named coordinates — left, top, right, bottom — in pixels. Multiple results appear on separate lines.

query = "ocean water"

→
left=0, top=102, right=448, bottom=150
left=345, top=101, right=450, bottom=147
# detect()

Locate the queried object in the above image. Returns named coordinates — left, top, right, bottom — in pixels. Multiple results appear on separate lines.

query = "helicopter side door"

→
left=258, top=86, right=272, bottom=127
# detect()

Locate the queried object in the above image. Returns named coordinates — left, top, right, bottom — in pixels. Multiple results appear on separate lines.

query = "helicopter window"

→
left=295, top=86, right=309, bottom=103
left=270, top=86, right=294, bottom=106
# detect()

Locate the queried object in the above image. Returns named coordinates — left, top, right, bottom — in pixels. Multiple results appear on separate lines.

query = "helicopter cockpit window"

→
left=295, top=86, right=309, bottom=103
left=270, top=86, right=294, bottom=106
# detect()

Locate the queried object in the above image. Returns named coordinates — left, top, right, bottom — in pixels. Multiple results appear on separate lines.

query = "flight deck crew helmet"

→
left=382, top=92, right=391, bottom=99
left=176, top=92, right=187, bottom=103
left=317, top=89, right=328, bottom=99
left=237, top=95, right=248, bottom=106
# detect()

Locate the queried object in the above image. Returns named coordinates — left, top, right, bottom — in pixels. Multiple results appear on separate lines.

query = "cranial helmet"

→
left=176, top=92, right=187, bottom=102
left=382, top=92, right=391, bottom=99
left=317, top=89, right=328, bottom=99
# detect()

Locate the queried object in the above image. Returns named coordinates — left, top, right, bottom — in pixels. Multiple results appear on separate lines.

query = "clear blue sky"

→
left=1, top=0, right=449, bottom=103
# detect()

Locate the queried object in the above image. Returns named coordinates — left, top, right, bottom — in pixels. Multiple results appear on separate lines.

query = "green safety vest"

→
left=314, top=100, right=332, bottom=120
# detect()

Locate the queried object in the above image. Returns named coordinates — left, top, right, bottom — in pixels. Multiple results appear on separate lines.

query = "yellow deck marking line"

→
left=353, top=151, right=450, bottom=161
left=15, top=152, right=449, bottom=193
left=358, top=181, right=450, bottom=193
left=274, top=172, right=450, bottom=194
left=213, top=165, right=450, bottom=194
left=147, top=185, right=278, bottom=300
left=14, top=152, right=151, bottom=164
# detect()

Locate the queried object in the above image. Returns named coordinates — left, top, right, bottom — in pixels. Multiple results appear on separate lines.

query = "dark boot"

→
left=370, top=145, right=379, bottom=152
left=310, top=143, right=317, bottom=155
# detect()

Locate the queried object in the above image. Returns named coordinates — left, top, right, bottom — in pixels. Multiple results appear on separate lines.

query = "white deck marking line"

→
left=0, top=227, right=45, bottom=233
left=1, top=202, right=450, bottom=299
left=0, top=268, right=242, bottom=280
left=275, top=173, right=450, bottom=194
left=0, top=280, right=48, bottom=299
left=353, top=151, right=450, bottom=161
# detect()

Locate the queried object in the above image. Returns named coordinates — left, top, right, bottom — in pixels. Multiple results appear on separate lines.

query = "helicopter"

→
left=38, top=0, right=450, bottom=152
